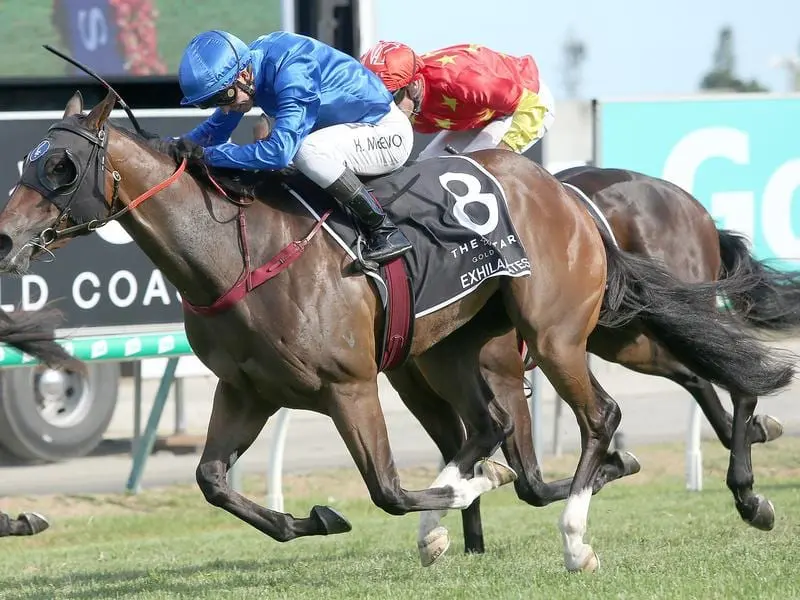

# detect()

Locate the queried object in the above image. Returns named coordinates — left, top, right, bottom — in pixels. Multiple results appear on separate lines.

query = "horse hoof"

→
left=310, top=505, right=352, bottom=535
left=581, top=550, right=600, bottom=573
left=567, top=549, right=600, bottom=573
left=418, top=526, right=451, bottom=567
left=18, top=512, right=49, bottom=536
left=747, top=495, right=775, bottom=531
left=475, top=459, right=517, bottom=488
left=612, top=450, right=642, bottom=476
left=754, top=414, right=784, bottom=443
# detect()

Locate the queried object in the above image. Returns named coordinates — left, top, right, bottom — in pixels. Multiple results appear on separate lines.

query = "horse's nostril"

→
left=0, top=234, right=13, bottom=261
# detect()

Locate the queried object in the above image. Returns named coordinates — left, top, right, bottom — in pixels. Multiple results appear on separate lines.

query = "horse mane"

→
left=113, top=124, right=288, bottom=203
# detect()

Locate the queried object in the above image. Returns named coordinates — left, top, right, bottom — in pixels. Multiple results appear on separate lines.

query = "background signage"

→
left=598, top=94, right=800, bottom=269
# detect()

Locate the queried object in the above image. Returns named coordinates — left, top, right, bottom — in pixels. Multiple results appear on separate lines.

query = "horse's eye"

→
left=42, top=154, right=78, bottom=190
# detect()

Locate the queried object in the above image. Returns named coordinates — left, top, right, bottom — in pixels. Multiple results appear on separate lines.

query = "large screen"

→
left=1, top=0, right=283, bottom=79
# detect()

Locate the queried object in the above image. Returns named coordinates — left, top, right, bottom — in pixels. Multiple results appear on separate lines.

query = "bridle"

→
left=18, top=118, right=186, bottom=251
left=13, top=44, right=186, bottom=252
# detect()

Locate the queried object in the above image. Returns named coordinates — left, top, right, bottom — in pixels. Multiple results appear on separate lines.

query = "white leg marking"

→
left=416, top=460, right=515, bottom=566
left=417, top=463, right=467, bottom=566
left=559, top=488, right=595, bottom=571
left=417, top=460, right=503, bottom=540
left=418, top=464, right=460, bottom=544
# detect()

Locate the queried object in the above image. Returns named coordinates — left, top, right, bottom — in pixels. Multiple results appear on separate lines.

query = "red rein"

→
left=126, top=160, right=330, bottom=316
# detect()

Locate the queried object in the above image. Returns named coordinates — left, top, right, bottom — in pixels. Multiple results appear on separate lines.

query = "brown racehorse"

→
left=402, top=165, right=800, bottom=564
left=0, top=303, right=83, bottom=537
left=0, top=90, right=794, bottom=572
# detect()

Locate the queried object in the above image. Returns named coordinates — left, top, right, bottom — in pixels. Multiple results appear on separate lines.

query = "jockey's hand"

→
left=171, top=137, right=206, bottom=164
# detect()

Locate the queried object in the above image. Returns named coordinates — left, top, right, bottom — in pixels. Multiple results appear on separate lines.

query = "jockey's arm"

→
left=202, top=57, right=322, bottom=170
left=184, top=109, right=245, bottom=147
left=464, top=73, right=543, bottom=153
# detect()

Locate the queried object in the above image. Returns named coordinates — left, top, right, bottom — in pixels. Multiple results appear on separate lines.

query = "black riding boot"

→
left=326, top=169, right=412, bottom=265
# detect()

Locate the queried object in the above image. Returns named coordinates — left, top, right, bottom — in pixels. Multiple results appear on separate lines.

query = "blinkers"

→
left=18, top=115, right=116, bottom=235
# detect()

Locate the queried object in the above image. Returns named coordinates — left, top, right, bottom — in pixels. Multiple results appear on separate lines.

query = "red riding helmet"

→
left=360, top=41, right=424, bottom=92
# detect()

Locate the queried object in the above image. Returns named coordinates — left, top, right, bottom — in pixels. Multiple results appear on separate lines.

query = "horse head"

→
left=0, top=89, right=119, bottom=274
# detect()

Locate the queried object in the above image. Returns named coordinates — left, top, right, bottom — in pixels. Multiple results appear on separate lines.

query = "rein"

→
left=41, top=157, right=188, bottom=244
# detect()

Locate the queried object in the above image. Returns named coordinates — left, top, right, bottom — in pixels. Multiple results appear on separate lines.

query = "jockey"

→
left=360, top=41, right=555, bottom=161
left=177, top=30, right=413, bottom=265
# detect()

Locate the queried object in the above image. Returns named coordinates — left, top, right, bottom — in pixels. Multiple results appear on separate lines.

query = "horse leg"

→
left=500, top=270, right=618, bottom=572
left=525, top=343, right=617, bottom=572
left=482, top=334, right=640, bottom=507
left=727, top=392, right=775, bottom=531
left=387, top=363, right=486, bottom=563
left=195, top=380, right=351, bottom=541
left=588, top=328, right=784, bottom=448
left=400, top=330, right=519, bottom=566
left=0, top=511, right=49, bottom=536
left=326, top=378, right=515, bottom=518
left=398, top=334, right=636, bottom=566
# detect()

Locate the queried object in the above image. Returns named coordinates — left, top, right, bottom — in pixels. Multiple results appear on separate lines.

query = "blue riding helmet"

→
left=179, top=30, right=253, bottom=107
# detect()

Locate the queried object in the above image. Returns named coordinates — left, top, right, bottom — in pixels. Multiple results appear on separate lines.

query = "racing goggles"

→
left=195, top=85, right=238, bottom=109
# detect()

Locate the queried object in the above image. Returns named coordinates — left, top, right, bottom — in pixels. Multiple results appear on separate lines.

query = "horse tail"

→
left=0, top=306, right=84, bottom=373
left=598, top=229, right=795, bottom=397
left=717, top=228, right=800, bottom=332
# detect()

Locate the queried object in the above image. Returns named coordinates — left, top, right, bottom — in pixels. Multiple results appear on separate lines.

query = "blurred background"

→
left=0, top=0, right=798, bottom=502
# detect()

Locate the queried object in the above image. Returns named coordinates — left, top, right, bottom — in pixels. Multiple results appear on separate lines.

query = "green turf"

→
left=1, top=437, right=799, bottom=599
left=0, top=1, right=281, bottom=78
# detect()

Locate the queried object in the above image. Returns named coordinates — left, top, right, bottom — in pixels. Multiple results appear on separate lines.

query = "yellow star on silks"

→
left=465, top=44, right=481, bottom=53
left=434, top=117, right=453, bottom=129
left=436, top=54, right=457, bottom=66
left=478, top=108, right=496, bottom=121
left=441, top=95, right=458, bottom=111
left=410, top=114, right=418, bottom=125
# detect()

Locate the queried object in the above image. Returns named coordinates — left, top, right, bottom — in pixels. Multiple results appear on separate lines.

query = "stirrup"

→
left=353, top=233, right=380, bottom=273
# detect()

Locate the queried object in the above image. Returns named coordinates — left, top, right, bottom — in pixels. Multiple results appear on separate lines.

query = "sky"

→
left=372, top=0, right=800, bottom=101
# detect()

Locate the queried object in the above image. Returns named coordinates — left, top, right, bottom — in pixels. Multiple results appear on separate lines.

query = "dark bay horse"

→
left=0, top=303, right=83, bottom=537
left=0, top=90, right=794, bottom=572
left=403, top=165, right=800, bottom=564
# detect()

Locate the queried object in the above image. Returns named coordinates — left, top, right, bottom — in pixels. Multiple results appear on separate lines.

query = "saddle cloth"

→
left=287, top=154, right=531, bottom=317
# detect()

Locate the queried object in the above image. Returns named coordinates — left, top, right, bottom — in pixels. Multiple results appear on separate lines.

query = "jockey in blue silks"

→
left=178, top=30, right=413, bottom=265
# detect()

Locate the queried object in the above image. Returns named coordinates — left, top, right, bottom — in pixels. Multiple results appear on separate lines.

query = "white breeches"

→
left=292, top=102, right=414, bottom=188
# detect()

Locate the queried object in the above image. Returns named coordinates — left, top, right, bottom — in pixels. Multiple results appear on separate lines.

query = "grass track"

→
left=0, top=436, right=799, bottom=599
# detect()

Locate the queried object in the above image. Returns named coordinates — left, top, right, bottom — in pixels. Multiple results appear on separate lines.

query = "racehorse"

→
left=0, top=88, right=794, bottom=572
left=0, top=303, right=83, bottom=537
left=401, top=165, right=800, bottom=565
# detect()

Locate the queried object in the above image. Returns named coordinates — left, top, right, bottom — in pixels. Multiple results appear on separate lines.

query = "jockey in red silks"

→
left=361, top=41, right=555, bottom=161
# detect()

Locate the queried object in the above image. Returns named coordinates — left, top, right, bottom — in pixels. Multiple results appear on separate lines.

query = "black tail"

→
left=0, top=307, right=84, bottom=373
left=717, top=228, right=800, bottom=332
left=599, top=233, right=796, bottom=397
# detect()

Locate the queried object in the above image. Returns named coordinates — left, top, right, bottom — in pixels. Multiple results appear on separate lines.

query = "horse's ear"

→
left=63, top=91, right=84, bottom=119
left=85, top=89, right=116, bottom=131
